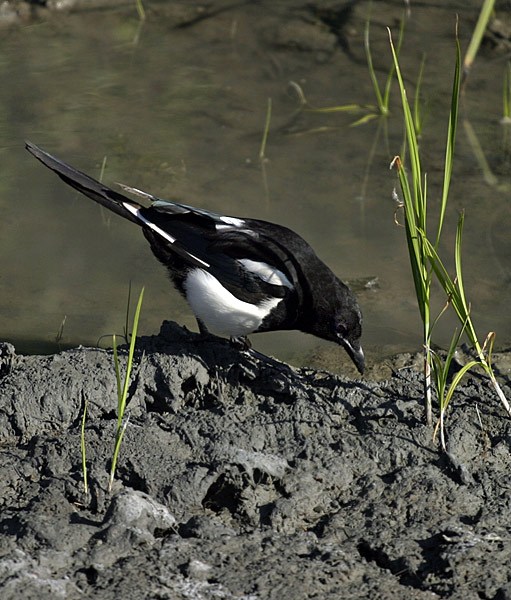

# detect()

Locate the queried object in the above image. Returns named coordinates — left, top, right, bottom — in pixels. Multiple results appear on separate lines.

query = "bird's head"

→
left=334, top=307, right=364, bottom=375
left=310, top=280, right=364, bottom=374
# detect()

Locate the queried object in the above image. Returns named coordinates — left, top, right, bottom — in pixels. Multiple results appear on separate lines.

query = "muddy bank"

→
left=1, top=322, right=510, bottom=599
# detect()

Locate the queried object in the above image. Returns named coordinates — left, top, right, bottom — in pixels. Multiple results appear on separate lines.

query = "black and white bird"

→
left=26, top=141, right=364, bottom=374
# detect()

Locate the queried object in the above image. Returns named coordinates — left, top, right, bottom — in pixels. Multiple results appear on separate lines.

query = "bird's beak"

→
left=340, top=338, right=365, bottom=375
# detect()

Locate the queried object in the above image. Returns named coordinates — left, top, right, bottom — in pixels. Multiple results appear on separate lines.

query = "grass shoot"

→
left=55, top=315, right=67, bottom=349
left=462, top=0, right=496, bottom=83
left=259, top=98, right=272, bottom=205
left=81, top=393, right=89, bottom=496
left=291, top=16, right=405, bottom=127
left=413, top=55, right=426, bottom=138
left=108, top=286, right=145, bottom=492
left=389, top=25, right=510, bottom=441
left=503, top=62, right=511, bottom=123
left=388, top=25, right=433, bottom=423
left=135, top=0, right=146, bottom=21
left=430, top=318, right=479, bottom=451
left=364, top=17, right=403, bottom=119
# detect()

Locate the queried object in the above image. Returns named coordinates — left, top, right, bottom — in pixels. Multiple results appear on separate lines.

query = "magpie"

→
left=26, top=141, right=365, bottom=374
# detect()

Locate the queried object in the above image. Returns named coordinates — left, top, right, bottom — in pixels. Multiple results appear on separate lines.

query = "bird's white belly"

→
left=184, top=268, right=281, bottom=337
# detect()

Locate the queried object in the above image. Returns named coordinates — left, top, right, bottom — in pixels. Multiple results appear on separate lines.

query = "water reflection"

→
left=1, top=1, right=510, bottom=369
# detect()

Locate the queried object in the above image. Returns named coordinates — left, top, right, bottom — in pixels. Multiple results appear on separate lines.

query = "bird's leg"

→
left=195, top=319, right=222, bottom=343
left=197, top=319, right=251, bottom=350
left=197, top=319, right=210, bottom=337
left=229, top=336, right=252, bottom=351
left=196, top=320, right=291, bottom=374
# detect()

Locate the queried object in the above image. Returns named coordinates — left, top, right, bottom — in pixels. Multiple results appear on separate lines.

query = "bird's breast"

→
left=183, top=268, right=282, bottom=338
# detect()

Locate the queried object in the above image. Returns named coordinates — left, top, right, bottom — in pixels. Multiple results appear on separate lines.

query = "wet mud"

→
left=1, top=322, right=511, bottom=599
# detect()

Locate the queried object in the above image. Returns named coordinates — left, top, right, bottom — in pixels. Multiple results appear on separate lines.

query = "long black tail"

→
left=25, top=141, right=141, bottom=225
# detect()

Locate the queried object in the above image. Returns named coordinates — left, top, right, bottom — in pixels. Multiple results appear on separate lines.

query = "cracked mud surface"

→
left=1, top=322, right=510, bottom=599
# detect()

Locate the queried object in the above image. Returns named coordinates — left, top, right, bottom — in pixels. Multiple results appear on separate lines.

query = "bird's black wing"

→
left=140, top=204, right=299, bottom=303
left=27, top=142, right=299, bottom=304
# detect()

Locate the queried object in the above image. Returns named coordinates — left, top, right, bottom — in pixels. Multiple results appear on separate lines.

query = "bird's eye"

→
left=336, top=321, right=347, bottom=338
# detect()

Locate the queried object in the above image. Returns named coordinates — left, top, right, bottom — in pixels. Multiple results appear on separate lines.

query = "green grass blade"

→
left=463, top=0, right=496, bottom=78
left=365, top=20, right=385, bottom=113
left=454, top=211, right=467, bottom=310
left=421, top=234, right=462, bottom=314
left=119, top=287, right=145, bottom=417
left=307, top=103, right=375, bottom=114
left=391, top=95, right=431, bottom=420
left=109, top=418, right=130, bottom=491
left=431, top=322, right=466, bottom=410
left=388, top=28, right=425, bottom=228
left=112, top=334, right=122, bottom=408
left=413, top=55, right=426, bottom=136
left=429, top=299, right=450, bottom=342
left=393, top=160, right=428, bottom=320
left=441, top=317, right=470, bottom=395
left=109, top=287, right=145, bottom=491
left=436, top=34, right=461, bottom=247
left=504, top=62, right=511, bottom=120
left=350, top=113, right=380, bottom=127
left=421, top=220, right=483, bottom=359
left=124, top=282, right=132, bottom=344
left=485, top=331, right=496, bottom=367
left=382, top=16, right=405, bottom=111
left=135, top=0, right=146, bottom=21
left=436, top=357, right=479, bottom=450
left=443, top=360, right=480, bottom=409
left=454, top=212, right=481, bottom=352
left=462, top=118, right=499, bottom=187
left=430, top=350, right=446, bottom=400
left=259, top=98, right=272, bottom=161
left=367, top=15, right=405, bottom=116
left=81, top=395, right=89, bottom=496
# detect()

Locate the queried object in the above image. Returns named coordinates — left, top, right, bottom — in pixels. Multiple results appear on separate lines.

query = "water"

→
left=1, top=0, right=510, bottom=369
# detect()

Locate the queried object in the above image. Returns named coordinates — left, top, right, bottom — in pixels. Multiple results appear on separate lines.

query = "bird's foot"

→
left=229, top=336, right=252, bottom=351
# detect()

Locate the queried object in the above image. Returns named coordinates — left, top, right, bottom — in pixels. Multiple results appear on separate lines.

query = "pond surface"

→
left=1, top=0, right=510, bottom=371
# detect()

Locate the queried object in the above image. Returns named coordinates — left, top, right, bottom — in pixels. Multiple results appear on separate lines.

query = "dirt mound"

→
left=1, top=322, right=510, bottom=599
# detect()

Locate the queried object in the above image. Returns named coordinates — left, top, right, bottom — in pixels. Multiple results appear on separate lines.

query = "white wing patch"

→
left=122, top=202, right=209, bottom=268
left=238, top=259, right=293, bottom=289
left=215, top=216, right=245, bottom=231
left=118, top=184, right=156, bottom=202
left=184, top=268, right=281, bottom=337
left=220, top=216, right=245, bottom=226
